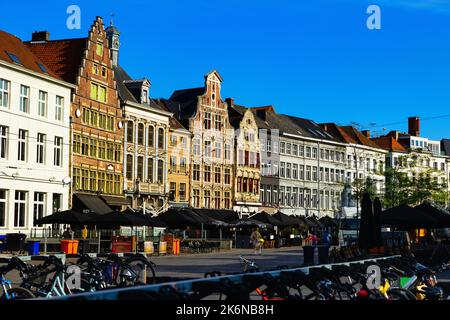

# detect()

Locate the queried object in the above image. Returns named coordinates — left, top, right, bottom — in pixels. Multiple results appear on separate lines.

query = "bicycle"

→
left=239, top=256, right=259, bottom=273
left=0, top=257, right=35, bottom=299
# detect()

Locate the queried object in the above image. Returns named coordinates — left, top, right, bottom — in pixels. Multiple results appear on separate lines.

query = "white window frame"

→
left=18, top=129, right=27, bottom=161
left=36, top=133, right=46, bottom=164
left=53, top=137, right=63, bottom=167
left=55, top=96, right=64, bottom=121
left=0, top=189, right=6, bottom=227
left=0, top=79, right=10, bottom=108
left=0, top=125, right=8, bottom=159
left=33, top=192, right=46, bottom=226
left=38, top=91, right=47, bottom=117
left=14, top=191, right=27, bottom=228
left=19, top=85, right=30, bottom=113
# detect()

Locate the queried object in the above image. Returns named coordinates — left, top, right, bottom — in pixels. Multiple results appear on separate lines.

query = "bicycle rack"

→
left=47, top=255, right=401, bottom=300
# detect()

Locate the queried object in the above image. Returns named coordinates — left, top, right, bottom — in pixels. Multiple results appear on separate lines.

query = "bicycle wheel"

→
left=124, top=257, right=155, bottom=285
left=5, top=287, right=36, bottom=299
left=388, top=288, right=417, bottom=300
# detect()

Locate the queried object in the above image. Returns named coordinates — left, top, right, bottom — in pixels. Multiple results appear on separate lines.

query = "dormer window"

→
left=142, top=89, right=148, bottom=104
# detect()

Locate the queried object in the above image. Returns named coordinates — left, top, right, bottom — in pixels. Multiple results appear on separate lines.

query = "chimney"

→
left=225, top=97, right=234, bottom=106
left=31, top=31, right=50, bottom=42
left=361, top=130, right=371, bottom=138
left=408, top=116, right=420, bottom=137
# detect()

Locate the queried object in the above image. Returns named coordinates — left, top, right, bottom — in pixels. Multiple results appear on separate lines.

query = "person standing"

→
left=250, top=228, right=263, bottom=255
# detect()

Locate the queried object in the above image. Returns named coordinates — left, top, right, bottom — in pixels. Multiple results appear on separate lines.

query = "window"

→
left=6, top=52, right=21, bottom=64
left=126, top=155, right=133, bottom=180
left=280, top=142, right=285, bottom=154
left=204, top=190, right=211, bottom=208
left=158, top=128, right=164, bottom=149
left=181, top=137, right=187, bottom=148
left=180, top=157, right=187, bottom=173
left=193, top=189, right=200, bottom=207
left=214, top=142, right=222, bottom=159
left=126, top=121, right=134, bottom=143
left=148, top=126, right=154, bottom=147
left=55, top=96, right=64, bottom=121
left=312, top=166, right=318, bottom=181
left=292, top=187, right=298, bottom=207
left=292, top=144, right=298, bottom=156
left=33, top=192, right=45, bottom=226
left=312, top=148, right=317, bottom=159
left=224, top=192, right=231, bottom=209
left=306, top=166, right=311, bottom=181
left=18, top=129, right=27, bottom=161
left=170, top=135, right=177, bottom=147
left=214, top=114, right=222, bottom=130
left=53, top=137, right=62, bottom=166
left=38, top=91, right=47, bottom=117
left=0, top=79, right=9, bottom=108
left=90, top=170, right=97, bottom=192
left=137, top=157, right=144, bottom=181
left=280, top=186, right=285, bottom=206
left=193, top=139, right=201, bottom=156
left=157, top=160, right=164, bottom=183
left=179, top=183, right=186, bottom=201
left=170, top=155, right=177, bottom=172
left=107, top=116, right=114, bottom=131
left=81, top=169, right=89, bottom=191
left=98, top=172, right=105, bottom=193
left=280, top=162, right=285, bottom=178
left=312, top=190, right=318, bottom=208
left=101, top=67, right=107, bottom=78
left=204, top=165, right=211, bottom=182
left=36, top=133, right=45, bottom=164
left=293, top=164, right=298, bottom=179
left=98, top=140, right=106, bottom=159
left=19, top=85, right=29, bottom=113
left=147, top=158, right=154, bottom=182
left=224, top=168, right=231, bottom=184
left=193, top=164, right=200, bottom=181
left=299, top=145, right=304, bottom=157
left=286, top=163, right=291, bottom=179
left=14, top=191, right=26, bottom=227
left=225, top=144, right=231, bottom=161
left=169, top=183, right=176, bottom=201
left=0, top=126, right=8, bottom=159
left=204, top=112, right=211, bottom=129
left=299, top=165, right=305, bottom=180
left=92, top=64, right=99, bottom=75
left=114, top=174, right=121, bottom=194
left=90, top=83, right=106, bottom=103
left=0, top=190, right=6, bottom=227
left=330, top=150, right=335, bottom=161
left=137, top=124, right=144, bottom=145
left=305, top=147, right=311, bottom=158
left=286, top=143, right=291, bottom=155
left=204, top=141, right=211, bottom=157
left=214, top=167, right=221, bottom=183
left=96, top=43, right=104, bottom=56
left=73, top=168, right=81, bottom=190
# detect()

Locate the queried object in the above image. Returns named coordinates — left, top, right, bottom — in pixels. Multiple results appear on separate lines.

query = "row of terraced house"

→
left=1, top=17, right=449, bottom=234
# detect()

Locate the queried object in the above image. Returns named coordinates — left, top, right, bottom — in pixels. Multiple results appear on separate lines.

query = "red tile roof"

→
left=321, top=123, right=381, bottom=149
left=25, top=38, right=87, bottom=84
left=0, top=31, right=60, bottom=79
left=371, top=136, right=408, bottom=153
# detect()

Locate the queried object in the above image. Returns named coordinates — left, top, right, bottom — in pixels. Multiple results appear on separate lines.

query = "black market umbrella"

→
left=373, top=197, right=383, bottom=248
left=155, top=208, right=202, bottom=228
left=319, top=216, right=338, bottom=228
left=273, top=211, right=303, bottom=227
left=381, top=204, right=440, bottom=230
left=230, top=218, right=272, bottom=229
left=88, top=210, right=154, bottom=227
left=308, top=216, right=325, bottom=229
left=192, top=209, right=240, bottom=223
left=34, top=210, right=97, bottom=226
left=415, top=202, right=450, bottom=228
left=296, top=216, right=316, bottom=229
left=251, top=211, right=283, bottom=227
left=358, top=193, right=375, bottom=250
left=121, top=208, right=167, bottom=227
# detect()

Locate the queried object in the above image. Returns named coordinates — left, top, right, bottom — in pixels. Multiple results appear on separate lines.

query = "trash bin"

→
left=78, top=239, right=90, bottom=255
left=71, top=240, right=79, bottom=254
left=302, top=245, right=315, bottom=265
left=6, top=233, right=27, bottom=253
left=60, top=240, right=71, bottom=254
left=317, top=245, right=330, bottom=265
left=28, top=240, right=40, bottom=256
left=173, top=239, right=180, bottom=255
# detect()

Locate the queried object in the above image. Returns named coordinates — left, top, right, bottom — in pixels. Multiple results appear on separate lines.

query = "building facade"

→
left=321, top=124, right=387, bottom=217
left=227, top=100, right=262, bottom=214
left=105, top=23, right=172, bottom=213
left=0, top=31, right=73, bottom=234
left=162, top=70, right=235, bottom=209
left=27, top=17, right=127, bottom=212
left=254, top=107, right=347, bottom=217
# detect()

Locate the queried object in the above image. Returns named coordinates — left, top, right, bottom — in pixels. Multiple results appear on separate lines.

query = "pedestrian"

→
left=311, top=233, right=318, bottom=246
left=323, top=230, right=331, bottom=246
left=250, top=228, right=263, bottom=255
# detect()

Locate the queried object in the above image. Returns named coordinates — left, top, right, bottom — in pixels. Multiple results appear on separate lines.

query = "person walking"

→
left=250, top=228, right=263, bottom=255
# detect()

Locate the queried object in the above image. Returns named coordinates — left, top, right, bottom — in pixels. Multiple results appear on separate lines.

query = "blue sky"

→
left=1, top=0, right=450, bottom=140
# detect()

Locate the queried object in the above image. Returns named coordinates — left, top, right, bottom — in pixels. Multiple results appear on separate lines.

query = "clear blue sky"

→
left=2, top=0, right=450, bottom=140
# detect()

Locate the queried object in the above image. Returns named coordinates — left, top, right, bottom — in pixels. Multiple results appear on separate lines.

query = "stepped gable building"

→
left=321, top=123, right=387, bottom=217
left=163, top=70, right=235, bottom=209
left=225, top=99, right=262, bottom=214
left=252, top=106, right=347, bottom=217
left=26, top=17, right=127, bottom=213
left=105, top=22, right=172, bottom=213
left=0, top=30, right=74, bottom=234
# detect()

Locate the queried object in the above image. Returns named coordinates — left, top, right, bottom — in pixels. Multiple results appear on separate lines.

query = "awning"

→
left=73, top=194, right=112, bottom=215
left=100, top=195, right=129, bottom=206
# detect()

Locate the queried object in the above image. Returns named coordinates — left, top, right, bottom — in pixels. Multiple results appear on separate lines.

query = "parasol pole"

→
left=97, top=227, right=101, bottom=254
left=219, top=228, right=222, bottom=241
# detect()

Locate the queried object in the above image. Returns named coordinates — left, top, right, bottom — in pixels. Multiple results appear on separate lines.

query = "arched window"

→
left=126, top=121, right=134, bottom=143
left=158, top=128, right=164, bottom=149
left=137, top=123, right=144, bottom=145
